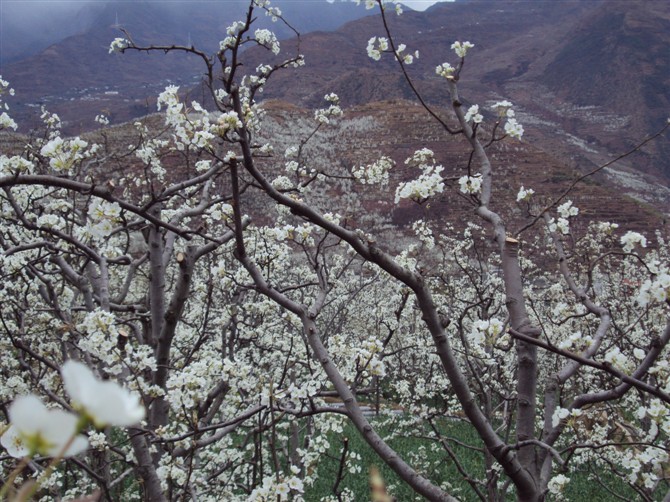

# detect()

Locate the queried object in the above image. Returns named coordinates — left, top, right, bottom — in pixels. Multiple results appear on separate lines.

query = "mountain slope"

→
left=1, top=0, right=373, bottom=132
left=238, top=0, right=670, bottom=185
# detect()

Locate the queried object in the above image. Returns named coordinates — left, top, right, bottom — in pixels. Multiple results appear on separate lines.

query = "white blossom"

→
left=352, top=156, right=393, bottom=186
left=547, top=474, right=570, bottom=496
left=61, top=360, right=145, bottom=428
left=516, top=186, right=535, bottom=202
left=367, top=36, right=389, bottom=61
left=459, top=174, right=483, bottom=194
left=435, top=62, right=455, bottom=79
left=557, top=200, right=579, bottom=218
left=451, top=40, right=474, bottom=58
left=504, top=117, right=524, bottom=139
left=621, top=231, right=647, bottom=253
left=108, top=38, right=129, bottom=54
left=464, top=104, right=483, bottom=124
left=255, top=29, right=280, bottom=55
left=1, top=395, right=88, bottom=458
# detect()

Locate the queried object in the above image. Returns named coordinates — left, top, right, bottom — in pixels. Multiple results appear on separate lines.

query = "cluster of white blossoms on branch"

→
left=394, top=148, right=444, bottom=203
left=459, top=174, right=483, bottom=194
left=464, top=104, right=483, bottom=124
left=254, top=28, right=281, bottom=55
left=40, top=136, right=96, bottom=173
left=551, top=406, right=582, bottom=428
left=355, top=0, right=378, bottom=9
left=412, top=219, right=435, bottom=249
left=247, top=471, right=305, bottom=501
left=557, top=331, right=594, bottom=352
left=314, top=93, right=343, bottom=124
left=1, top=361, right=144, bottom=459
left=451, top=40, right=474, bottom=58
left=394, top=43, right=419, bottom=65
left=352, top=155, right=393, bottom=186
left=516, top=185, right=535, bottom=202
left=504, top=117, right=524, bottom=139
left=84, top=199, right=122, bottom=241
left=547, top=474, right=570, bottom=499
left=547, top=200, right=579, bottom=235
left=0, top=155, right=34, bottom=176
left=621, top=230, right=647, bottom=253
left=469, top=318, right=505, bottom=347
left=492, top=100, right=524, bottom=139
left=637, top=270, right=670, bottom=307
left=603, top=346, right=635, bottom=373
left=0, top=76, right=17, bottom=130
left=435, top=62, right=455, bottom=79
left=108, top=37, right=130, bottom=54
left=219, top=20, right=246, bottom=51
left=366, top=36, right=389, bottom=61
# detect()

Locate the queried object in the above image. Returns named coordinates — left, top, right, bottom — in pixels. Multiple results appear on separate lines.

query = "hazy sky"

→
left=395, top=0, right=452, bottom=10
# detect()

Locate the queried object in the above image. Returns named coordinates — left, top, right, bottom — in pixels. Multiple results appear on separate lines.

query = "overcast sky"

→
left=392, top=0, right=451, bottom=10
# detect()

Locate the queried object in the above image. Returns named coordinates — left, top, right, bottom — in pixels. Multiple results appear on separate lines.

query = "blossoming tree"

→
left=1, top=0, right=669, bottom=501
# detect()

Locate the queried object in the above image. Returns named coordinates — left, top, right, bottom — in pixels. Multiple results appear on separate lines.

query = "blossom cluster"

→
left=395, top=43, right=418, bottom=65
left=464, top=105, right=483, bottom=124
left=394, top=149, right=444, bottom=203
left=314, top=93, right=343, bottom=124
left=40, top=136, right=96, bottom=173
left=546, top=201, right=578, bottom=235
left=412, top=219, right=435, bottom=249
left=219, top=20, right=246, bottom=51
left=366, top=36, right=389, bottom=61
left=458, top=174, right=483, bottom=194
left=255, top=28, right=281, bottom=55
left=516, top=186, right=535, bottom=202
left=108, top=37, right=129, bottom=54
left=492, top=101, right=524, bottom=139
left=469, top=318, right=505, bottom=347
left=451, top=40, right=474, bottom=58
left=621, top=230, right=647, bottom=253
left=0, top=76, right=17, bottom=130
left=352, top=156, right=393, bottom=186
left=435, top=62, right=455, bottom=79
left=84, top=199, right=122, bottom=241
left=637, top=271, right=670, bottom=307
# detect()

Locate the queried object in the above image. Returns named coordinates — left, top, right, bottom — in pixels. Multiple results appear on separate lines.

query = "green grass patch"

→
left=305, top=418, right=667, bottom=501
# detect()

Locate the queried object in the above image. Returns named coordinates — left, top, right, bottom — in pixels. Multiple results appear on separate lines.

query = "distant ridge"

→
left=2, top=0, right=668, bottom=198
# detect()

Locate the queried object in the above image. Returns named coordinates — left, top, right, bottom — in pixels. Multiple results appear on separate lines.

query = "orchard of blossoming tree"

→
left=0, top=0, right=669, bottom=501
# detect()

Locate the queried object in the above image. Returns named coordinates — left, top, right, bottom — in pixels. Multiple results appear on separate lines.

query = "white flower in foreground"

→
left=62, top=360, right=145, bottom=428
left=0, top=425, right=29, bottom=458
left=551, top=407, right=570, bottom=427
left=1, top=395, right=88, bottom=458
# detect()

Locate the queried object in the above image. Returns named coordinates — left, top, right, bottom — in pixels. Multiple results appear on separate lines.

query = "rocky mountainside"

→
left=1, top=0, right=373, bottom=131
left=239, top=0, right=670, bottom=191
left=2, top=0, right=668, bottom=214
